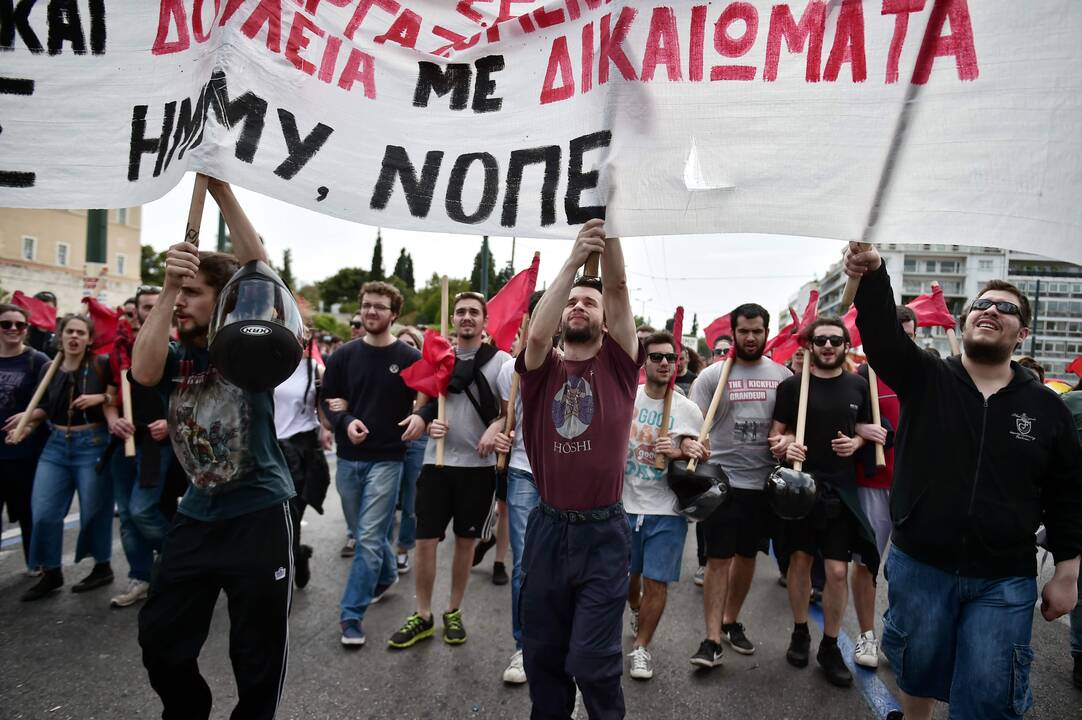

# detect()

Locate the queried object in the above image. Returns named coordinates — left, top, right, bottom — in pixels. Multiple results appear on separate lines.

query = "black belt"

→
left=539, top=500, right=624, bottom=524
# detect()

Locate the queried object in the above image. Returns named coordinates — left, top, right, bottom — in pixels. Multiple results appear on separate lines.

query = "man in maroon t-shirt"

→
left=516, top=218, right=642, bottom=719
left=851, top=305, right=917, bottom=670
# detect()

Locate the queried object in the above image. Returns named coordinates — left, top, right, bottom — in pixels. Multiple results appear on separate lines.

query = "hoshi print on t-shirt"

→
left=551, top=374, right=594, bottom=439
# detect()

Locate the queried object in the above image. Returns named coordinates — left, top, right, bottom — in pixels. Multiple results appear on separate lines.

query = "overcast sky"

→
left=141, top=174, right=845, bottom=333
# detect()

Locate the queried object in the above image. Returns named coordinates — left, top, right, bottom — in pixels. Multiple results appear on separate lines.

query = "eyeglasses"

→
left=971, top=298, right=1021, bottom=317
left=647, top=352, right=677, bottom=363
left=712, top=347, right=730, bottom=357
left=811, top=335, right=845, bottom=347
left=350, top=321, right=363, bottom=329
left=0, top=320, right=28, bottom=331
left=360, top=303, right=391, bottom=313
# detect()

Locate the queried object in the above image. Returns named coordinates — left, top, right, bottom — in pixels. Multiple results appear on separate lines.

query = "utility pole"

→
left=510, top=236, right=516, bottom=273
left=85, top=210, right=107, bottom=263
left=480, top=235, right=490, bottom=297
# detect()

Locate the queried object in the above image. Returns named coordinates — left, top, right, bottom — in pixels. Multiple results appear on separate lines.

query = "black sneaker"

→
left=817, top=641, right=854, bottom=687
left=787, top=627, right=811, bottom=668
left=722, top=622, right=755, bottom=655
left=295, top=545, right=313, bottom=589
left=442, top=608, right=467, bottom=645
left=492, top=561, right=509, bottom=586
left=1073, top=654, right=1082, bottom=690
left=388, top=613, right=435, bottom=649
left=689, top=639, right=724, bottom=669
left=71, top=562, right=114, bottom=593
left=472, top=538, right=495, bottom=567
left=20, top=568, right=63, bottom=602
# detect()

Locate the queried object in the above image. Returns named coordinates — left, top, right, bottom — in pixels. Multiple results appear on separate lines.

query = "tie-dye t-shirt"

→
left=517, top=335, right=643, bottom=511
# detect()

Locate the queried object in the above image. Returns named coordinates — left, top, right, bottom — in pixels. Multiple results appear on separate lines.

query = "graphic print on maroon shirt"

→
left=517, top=335, right=644, bottom=511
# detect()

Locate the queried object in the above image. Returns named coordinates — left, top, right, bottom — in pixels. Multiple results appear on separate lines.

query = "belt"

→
left=539, top=500, right=624, bottom=524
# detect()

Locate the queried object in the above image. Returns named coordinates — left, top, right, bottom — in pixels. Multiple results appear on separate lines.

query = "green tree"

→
left=392, top=248, right=415, bottom=290
left=370, top=230, right=385, bottom=281
left=297, top=283, right=322, bottom=311
left=470, top=243, right=500, bottom=297
left=414, top=273, right=471, bottom=326
left=279, top=249, right=296, bottom=290
left=141, top=244, right=167, bottom=286
left=317, top=267, right=368, bottom=310
left=691, top=313, right=699, bottom=336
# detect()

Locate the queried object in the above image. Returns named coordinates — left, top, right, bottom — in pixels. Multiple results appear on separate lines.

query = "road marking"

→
left=1, top=514, right=79, bottom=549
left=808, top=603, right=903, bottom=720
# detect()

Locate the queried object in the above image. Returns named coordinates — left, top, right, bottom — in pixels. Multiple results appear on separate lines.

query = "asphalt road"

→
left=1, top=457, right=1079, bottom=720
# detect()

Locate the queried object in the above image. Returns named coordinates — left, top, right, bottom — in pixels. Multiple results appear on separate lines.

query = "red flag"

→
left=703, top=313, right=732, bottom=352
left=764, top=306, right=800, bottom=355
left=906, top=284, right=956, bottom=329
left=486, top=253, right=540, bottom=352
left=400, top=329, right=455, bottom=398
left=1067, top=355, right=1082, bottom=377
left=80, top=296, right=119, bottom=353
left=11, top=290, right=57, bottom=331
left=770, top=290, right=819, bottom=364
left=842, top=305, right=862, bottom=348
left=669, top=307, right=684, bottom=389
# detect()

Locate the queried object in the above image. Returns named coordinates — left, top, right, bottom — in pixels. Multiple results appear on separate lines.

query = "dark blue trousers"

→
left=521, top=507, right=631, bottom=720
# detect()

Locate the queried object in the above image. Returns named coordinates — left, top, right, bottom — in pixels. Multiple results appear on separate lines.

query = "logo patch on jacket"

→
left=1010, top=413, right=1036, bottom=442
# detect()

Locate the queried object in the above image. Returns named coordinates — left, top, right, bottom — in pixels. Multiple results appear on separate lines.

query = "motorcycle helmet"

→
left=667, top=460, right=730, bottom=521
left=765, top=466, right=818, bottom=520
left=208, top=260, right=303, bottom=392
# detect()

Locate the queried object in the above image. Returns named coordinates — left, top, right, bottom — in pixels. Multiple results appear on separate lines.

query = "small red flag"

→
left=842, top=305, right=862, bottom=348
left=400, top=329, right=455, bottom=398
left=770, top=290, right=819, bottom=364
left=703, top=313, right=732, bottom=352
left=669, top=307, right=684, bottom=389
left=764, top=306, right=800, bottom=356
left=80, top=296, right=119, bottom=353
left=1067, top=355, right=1082, bottom=377
left=906, top=284, right=956, bottom=329
left=11, top=290, right=57, bottom=331
left=486, top=253, right=540, bottom=352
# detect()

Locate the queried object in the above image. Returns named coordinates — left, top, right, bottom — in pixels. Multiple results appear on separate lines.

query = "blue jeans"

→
left=882, top=547, right=1037, bottom=719
left=29, top=426, right=113, bottom=570
left=391, top=437, right=426, bottom=551
left=338, top=458, right=402, bottom=623
left=507, top=467, right=540, bottom=649
left=112, top=444, right=173, bottom=582
left=1071, top=572, right=1082, bottom=657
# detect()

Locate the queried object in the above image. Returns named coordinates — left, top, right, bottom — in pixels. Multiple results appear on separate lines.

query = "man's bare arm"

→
left=207, top=178, right=268, bottom=265
left=600, top=235, right=637, bottom=360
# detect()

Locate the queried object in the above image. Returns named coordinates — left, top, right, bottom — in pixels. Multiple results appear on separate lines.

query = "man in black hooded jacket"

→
left=845, top=243, right=1082, bottom=720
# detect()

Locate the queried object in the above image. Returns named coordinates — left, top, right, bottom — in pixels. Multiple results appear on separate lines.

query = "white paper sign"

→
left=1, top=1, right=1080, bottom=263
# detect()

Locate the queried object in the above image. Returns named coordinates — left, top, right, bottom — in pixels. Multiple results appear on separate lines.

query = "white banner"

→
left=1, top=1, right=1081, bottom=262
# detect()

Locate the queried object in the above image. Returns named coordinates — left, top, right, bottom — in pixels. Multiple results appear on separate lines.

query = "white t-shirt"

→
left=496, top=357, right=531, bottom=473
left=422, top=346, right=511, bottom=467
left=623, top=386, right=704, bottom=516
left=273, top=356, right=321, bottom=440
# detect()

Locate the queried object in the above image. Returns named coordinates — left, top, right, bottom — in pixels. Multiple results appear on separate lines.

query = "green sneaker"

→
left=442, top=608, right=467, bottom=645
left=388, top=613, right=435, bottom=649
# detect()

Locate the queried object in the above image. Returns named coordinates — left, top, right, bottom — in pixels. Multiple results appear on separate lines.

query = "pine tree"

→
left=280, top=249, right=296, bottom=290
left=370, top=229, right=385, bottom=281
left=470, top=242, right=498, bottom=296
left=393, top=248, right=415, bottom=290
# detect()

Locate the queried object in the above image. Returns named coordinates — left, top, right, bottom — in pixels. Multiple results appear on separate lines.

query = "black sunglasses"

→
left=0, top=320, right=28, bottom=331
left=811, top=335, right=845, bottom=347
left=971, top=298, right=1021, bottom=316
left=350, top=321, right=363, bottom=329
left=712, top=347, right=730, bottom=356
left=647, top=352, right=677, bottom=363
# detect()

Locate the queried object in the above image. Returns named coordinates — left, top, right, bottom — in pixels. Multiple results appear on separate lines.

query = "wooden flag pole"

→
left=496, top=313, right=530, bottom=472
left=186, top=173, right=210, bottom=248
left=121, top=373, right=136, bottom=457
left=945, top=328, right=960, bottom=356
left=654, top=386, right=676, bottom=470
left=868, top=366, right=886, bottom=467
left=436, top=275, right=449, bottom=468
left=793, top=352, right=812, bottom=473
left=11, top=358, right=60, bottom=444
left=687, top=355, right=733, bottom=473
left=583, top=252, right=601, bottom=278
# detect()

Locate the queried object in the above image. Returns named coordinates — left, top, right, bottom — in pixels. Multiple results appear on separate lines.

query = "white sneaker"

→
left=503, top=649, right=527, bottom=684
left=628, top=646, right=653, bottom=680
left=630, top=608, right=640, bottom=636
left=694, top=566, right=705, bottom=586
left=854, top=630, right=879, bottom=669
left=110, top=579, right=150, bottom=608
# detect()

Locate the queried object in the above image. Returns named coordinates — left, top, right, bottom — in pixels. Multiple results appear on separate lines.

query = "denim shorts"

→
left=627, top=513, right=688, bottom=584
left=881, top=547, right=1037, bottom=719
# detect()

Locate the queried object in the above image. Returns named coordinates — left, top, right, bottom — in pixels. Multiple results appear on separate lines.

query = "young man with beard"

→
left=517, top=219, right=641, bottom=719
left=107, top=285, right=175, bottom=609
left=388, top=292, right=509, bottom=649
left=132, top=179, right=296, bottom=720
left=770, top=317, right=877, bottom=688
left=322, top=281, right=423, bottom=646
left=845, top=245, right=1082, bottom=719
left=688, top=304, right=792, bottom=668
left=624, top=331, right=706, bottom=680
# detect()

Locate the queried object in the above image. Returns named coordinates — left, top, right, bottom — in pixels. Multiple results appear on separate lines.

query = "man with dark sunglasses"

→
left=770, top=316, right=877, bottom=688
left=711, top=335, right=733, bottom=364
left=0, top=303, right=50, bottom=573
left=845, top=245, right=1082, bottom=720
